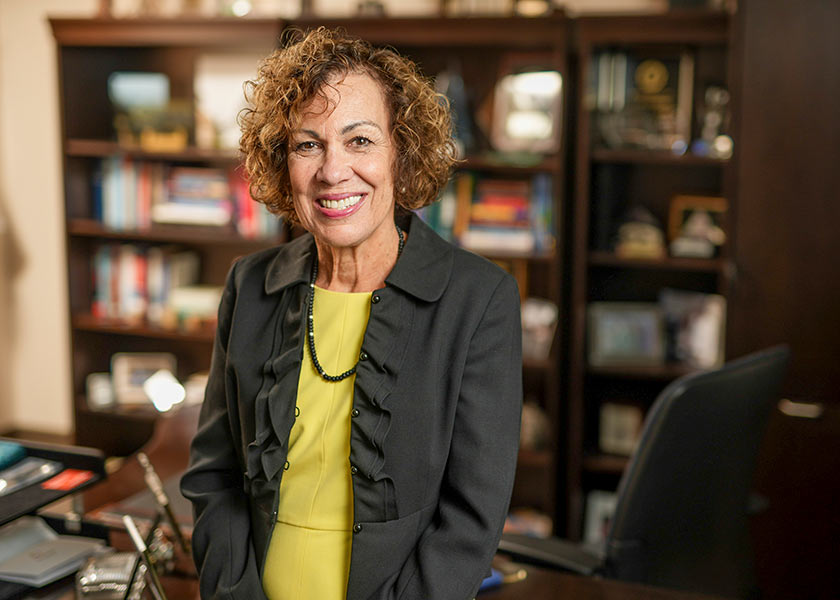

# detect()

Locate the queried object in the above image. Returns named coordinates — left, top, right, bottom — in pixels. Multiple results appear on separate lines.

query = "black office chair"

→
left=499, top=345, right=790, bottom=599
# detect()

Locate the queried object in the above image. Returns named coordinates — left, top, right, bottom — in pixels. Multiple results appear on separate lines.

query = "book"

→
left=0, top=516, right=103, bottom=587
left=90, top=244, right=200, bottom=326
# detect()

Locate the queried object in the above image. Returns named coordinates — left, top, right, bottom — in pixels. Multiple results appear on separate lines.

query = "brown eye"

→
left=295, top=141, right=320, bottom=153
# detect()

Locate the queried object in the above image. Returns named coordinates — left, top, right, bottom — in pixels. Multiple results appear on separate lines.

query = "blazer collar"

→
left=264, top=212, right=453, bottom=302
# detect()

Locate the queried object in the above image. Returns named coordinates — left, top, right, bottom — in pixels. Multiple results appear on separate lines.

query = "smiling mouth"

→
left=317, top=194, right=364, bottom=210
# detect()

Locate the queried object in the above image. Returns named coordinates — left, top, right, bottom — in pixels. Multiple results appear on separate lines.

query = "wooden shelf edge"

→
left=591, top=147, right=729, bottom=166
left=72, top=314, right=216, bottom=342
left=576, top=10, right=729, bottom=45
left=76, top=403, right=161, bottom=422
left=68, top=218, right=282, bottom=246
left=65, top=139, right=240, bottom=163
left=461, top=155, right=560, bottom=173
left=586, top=363, right=704, bottom=380
left=50, top=17, right=281, bottom=48
left=291, top=14, right=569, bottom=47
left=588, top=251, right=727, bottom=273
left=582, top=453, right=629, bottom=475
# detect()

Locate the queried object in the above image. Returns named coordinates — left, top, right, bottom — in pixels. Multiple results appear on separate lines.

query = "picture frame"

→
left=583, top=489, right=618, bottom=547
left=659, top=288, right=727, bottom=368
left=592, top=49, right=693, bottom=152
left=587, top=302, right=665, bottom=367
left=111, top=352, right=177, bottom=405
left=667, top=194, right=728, bottom=257
left=491, top=53, right=563, bottom=154
left=599, top=402, right=644, bottom=456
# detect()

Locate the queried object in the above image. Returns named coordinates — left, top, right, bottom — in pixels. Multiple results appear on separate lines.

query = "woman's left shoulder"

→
left=450, top=246, right=517, bottom=291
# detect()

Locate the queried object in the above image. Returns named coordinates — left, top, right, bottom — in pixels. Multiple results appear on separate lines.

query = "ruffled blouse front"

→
left=262, top=286, right=371, bottom=600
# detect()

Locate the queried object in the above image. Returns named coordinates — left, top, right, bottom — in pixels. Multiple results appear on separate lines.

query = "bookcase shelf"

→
left=565, top=11, right=736, bottom=539
left=586, top=363, right=702, bottom=381
left=590, top=148, right=729, bottom=167
left=582, top=453, right=629, bottom=476
left=68, top=218, right=281, bottom=246
left=588, top=251, right=727, bottom=273
left=66, top=139, right=240, bottom=164
left=72, top=313, right=216, bottom=343
left=461, top=155, right=560, bottom=174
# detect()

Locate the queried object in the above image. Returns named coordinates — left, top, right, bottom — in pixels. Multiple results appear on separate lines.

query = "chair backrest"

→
left=603, top=345, right=790, bottom=598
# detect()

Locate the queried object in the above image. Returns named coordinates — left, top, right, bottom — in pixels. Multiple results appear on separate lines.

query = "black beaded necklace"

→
left=307, top=223, right=405, bottom=382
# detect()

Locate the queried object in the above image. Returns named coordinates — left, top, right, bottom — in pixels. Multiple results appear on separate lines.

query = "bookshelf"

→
left=565, top=11, right=736, bottom=539
left=51, top=18, right=283, bottom=456
left=51, top=14, right=569, bottom=529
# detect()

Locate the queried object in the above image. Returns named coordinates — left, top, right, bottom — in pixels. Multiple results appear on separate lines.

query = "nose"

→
left=316, top=145, right=352, bottom=186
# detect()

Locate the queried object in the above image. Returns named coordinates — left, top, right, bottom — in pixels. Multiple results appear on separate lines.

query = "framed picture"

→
left=111, top=352, right=177, bottom=405
left=587, top=302, right=665, bottom=367
left=667, top=194, right=728, bottom=258
left=659, top=288, right=727, bottom=368
left=583, top=490, right=618, bottom=547
left=599, top=402, right=644, bottom=456
left=593, top=50, right=693, bottom=152
left=491, top=53, right=563, bottom=154
left=521, top=297, right=558, bottom=361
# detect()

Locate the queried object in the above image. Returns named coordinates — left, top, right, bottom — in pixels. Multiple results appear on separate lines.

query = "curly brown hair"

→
left=239, top=27, right=458, bottom=223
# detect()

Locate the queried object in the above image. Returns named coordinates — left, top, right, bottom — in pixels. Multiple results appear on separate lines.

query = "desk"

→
left=58, top=408, right=727, bottom=600
left=483, top=568, right=730, bottom=600
left=24, top=565, right=728, bottom=600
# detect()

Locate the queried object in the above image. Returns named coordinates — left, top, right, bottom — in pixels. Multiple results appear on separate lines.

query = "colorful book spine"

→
left=90, top=243, right=200, bottom=325
left=96, top=158, right=280, bottom=237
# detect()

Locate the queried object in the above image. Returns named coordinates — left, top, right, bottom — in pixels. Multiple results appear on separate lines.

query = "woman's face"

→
left=288, top=71, right=397, bottom=254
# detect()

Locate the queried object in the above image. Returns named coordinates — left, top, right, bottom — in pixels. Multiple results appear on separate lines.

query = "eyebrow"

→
left=341, top=120, right=382, bottom=135
left=295, top=120, right=383, bottom=139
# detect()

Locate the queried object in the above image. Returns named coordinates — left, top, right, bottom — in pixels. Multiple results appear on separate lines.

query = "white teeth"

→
left=319, top=194, right=362, bottom=210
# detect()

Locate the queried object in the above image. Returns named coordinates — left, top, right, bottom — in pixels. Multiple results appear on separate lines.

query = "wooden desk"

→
left=25, top=565, right=729, bottom=600
left=483, top=568, right=730, bottom=600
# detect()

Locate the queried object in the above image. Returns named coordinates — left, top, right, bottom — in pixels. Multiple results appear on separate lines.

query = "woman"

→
left=181, top=28, right=522, bottom=600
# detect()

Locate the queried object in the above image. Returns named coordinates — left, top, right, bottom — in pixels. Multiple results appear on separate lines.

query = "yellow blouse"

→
left=262, top=286, right=371, bottom=600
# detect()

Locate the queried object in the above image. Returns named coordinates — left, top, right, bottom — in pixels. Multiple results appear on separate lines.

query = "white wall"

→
left=0, top=0, right=98, bottom=434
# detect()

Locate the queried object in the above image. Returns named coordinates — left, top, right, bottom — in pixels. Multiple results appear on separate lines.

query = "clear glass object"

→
left=75, top=551, right=148, bottom=600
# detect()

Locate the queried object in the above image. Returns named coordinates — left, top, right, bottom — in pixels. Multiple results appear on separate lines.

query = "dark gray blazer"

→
left=180, top=213, right=522, bottom=599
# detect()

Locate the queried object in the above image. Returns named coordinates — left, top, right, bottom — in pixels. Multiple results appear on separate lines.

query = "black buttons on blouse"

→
left=371, top=294, right=381, bottom=304
left=351, top=408, right=360, bottom=418
left=353, top=523, right=362, bottom=533
left=359, top=351, right=368, bottom=361
left=350, top=465, right=358, bottom=475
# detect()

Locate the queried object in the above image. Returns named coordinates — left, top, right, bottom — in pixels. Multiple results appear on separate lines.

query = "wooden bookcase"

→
left=565, top=11, right=735, bottom=539
left=52, top=18, right=284, bottom=455
left=50, top=15, right=569, bottom=528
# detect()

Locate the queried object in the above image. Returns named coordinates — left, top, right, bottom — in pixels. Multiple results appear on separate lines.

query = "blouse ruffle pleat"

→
left=244, top=261, right=415, bottom=524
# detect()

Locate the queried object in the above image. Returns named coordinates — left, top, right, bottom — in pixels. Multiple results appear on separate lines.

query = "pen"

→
left=123, top=514, right=168, bottom=600
left=137, top=451, right=190, bottom=554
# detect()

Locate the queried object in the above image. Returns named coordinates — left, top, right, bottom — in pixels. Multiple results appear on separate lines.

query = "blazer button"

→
left=351, top=408, right=360, bottom=417
left=359, top=351, right=368, bottom=361
left=350, top=465, right=358, bottom=475
left=353, top=523, right=362, bottom=534
left=371, top=294, right=381, bottom=304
